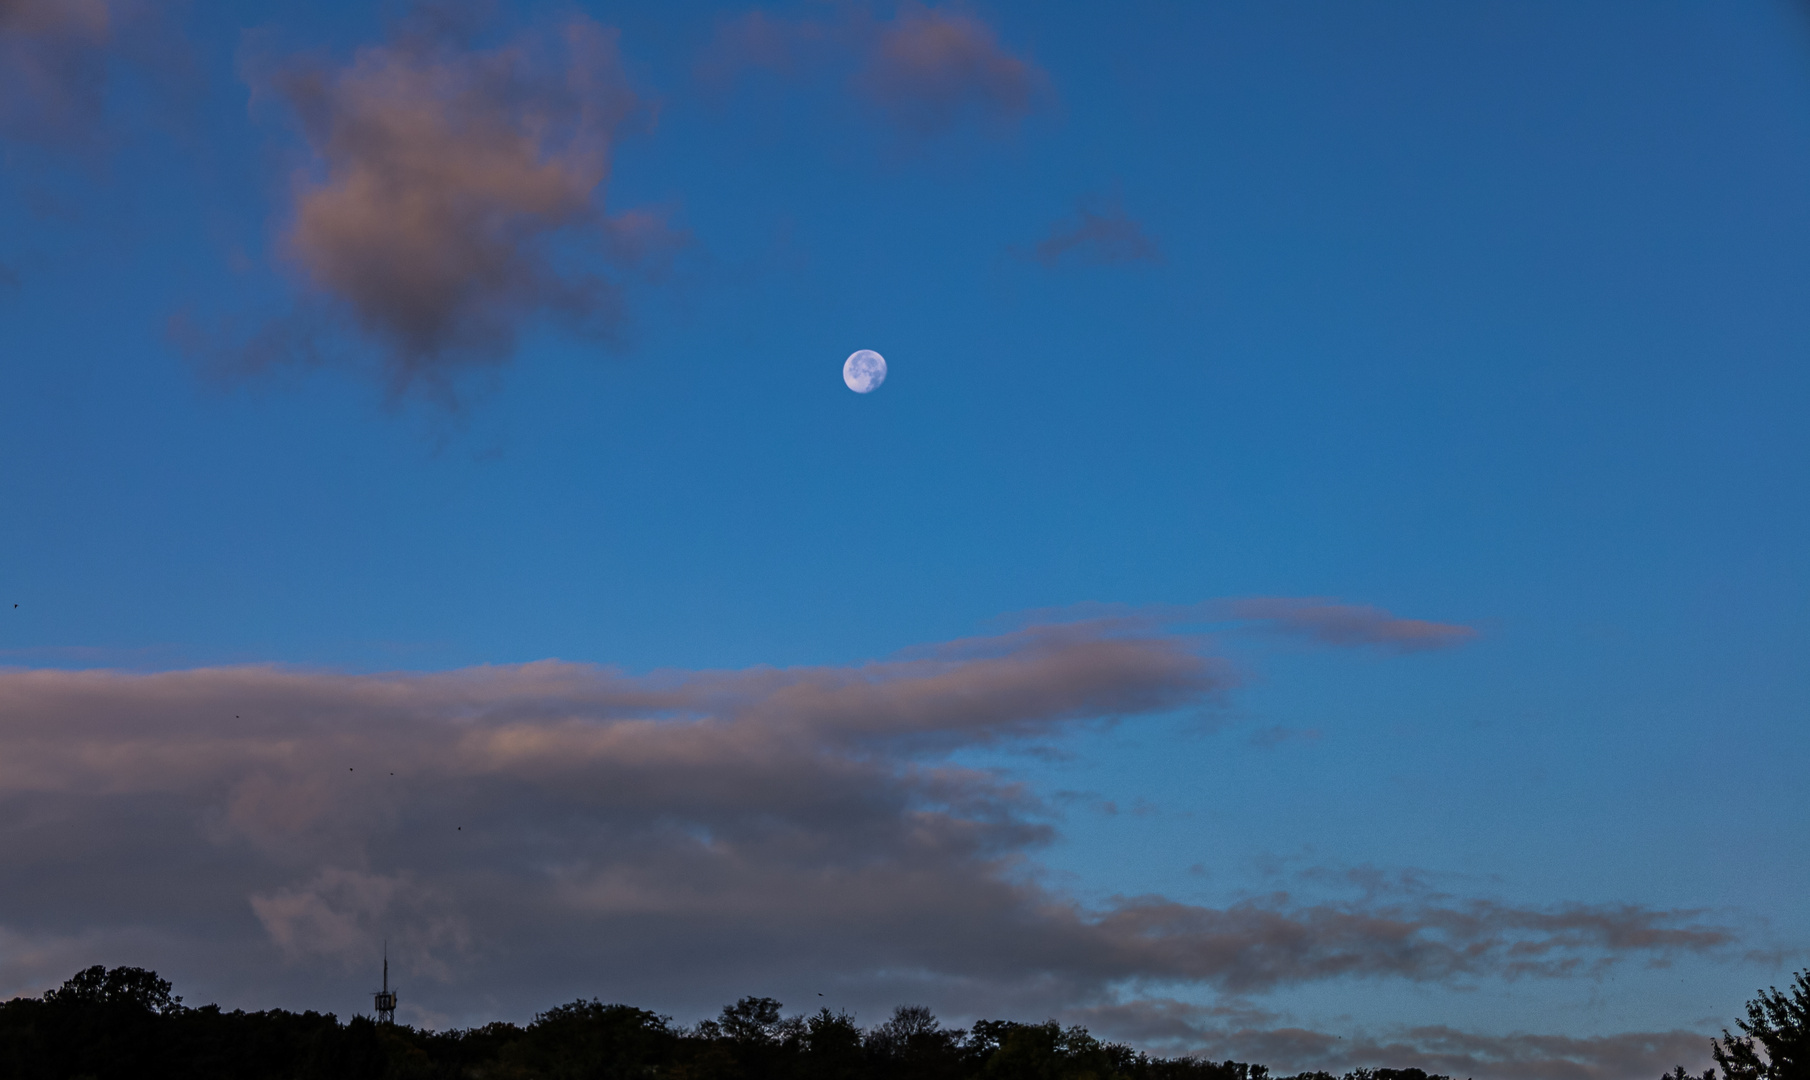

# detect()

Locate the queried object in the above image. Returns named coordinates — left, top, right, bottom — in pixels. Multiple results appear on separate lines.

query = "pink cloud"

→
left=0, top=615, right=1720, bottom=1021
left=698, top=3, right=1051, bottom=137
left=236, top=15, right=674, bottom=402
left=995, top=598, right=1477, bottom=654
left=1228, top=597, right=1478, bottom=652
left=858, top=4, right=1048, bottom=135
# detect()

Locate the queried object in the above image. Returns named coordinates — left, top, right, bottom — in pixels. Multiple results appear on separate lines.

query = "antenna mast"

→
left=374, top=942, right=397, bottom=1024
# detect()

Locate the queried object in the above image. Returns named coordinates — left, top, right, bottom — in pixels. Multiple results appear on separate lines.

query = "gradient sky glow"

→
left=1, top=3, right=1807, bottom=1079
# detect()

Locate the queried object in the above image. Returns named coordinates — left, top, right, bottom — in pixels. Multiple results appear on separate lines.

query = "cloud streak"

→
left=1003, top=599, right=1478, bottom=654
left=241, top=14, right=671, bottom=401
left=1227, top=598, right=1479, bottom=652
left=1072, top=998, right=1715, bottom=1080
left=0, top=605, right=1721, bottom=1028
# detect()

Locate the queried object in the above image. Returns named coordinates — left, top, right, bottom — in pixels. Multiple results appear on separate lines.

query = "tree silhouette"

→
left=502, top=1000, right=676, bottom=1080
left=800, top=1008, right=866, bottom=1080
left=0, top=964, right=1472, bottom=1080
left=978, top=1020, right=1120, bottom=1080
left=44, top=965, right=182, bottom=1014
left=1712, top=971, right=1810, bottom=1080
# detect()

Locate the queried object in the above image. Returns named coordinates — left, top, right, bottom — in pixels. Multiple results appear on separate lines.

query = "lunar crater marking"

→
left=843, top=349, right=887, bottom=393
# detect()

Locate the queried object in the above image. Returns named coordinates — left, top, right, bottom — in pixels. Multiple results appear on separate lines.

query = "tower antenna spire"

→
left=374, top=941, right=397, bottom=1024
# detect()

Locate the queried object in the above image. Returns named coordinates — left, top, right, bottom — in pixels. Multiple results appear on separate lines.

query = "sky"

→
left=1, top=1, right=1807, bottom=1078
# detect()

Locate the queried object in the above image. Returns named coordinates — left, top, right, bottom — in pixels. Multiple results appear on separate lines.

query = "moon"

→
left=843, top=349, right=887, bottom=394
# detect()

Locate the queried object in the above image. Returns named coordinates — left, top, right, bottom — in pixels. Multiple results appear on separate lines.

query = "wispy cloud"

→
left=225, top=14, right=675, bottom=403
left=0, top=609, right=1720, bottom=1022
left=999, top=598, right=1478, bottom=654
left=1227, top=597, right=1479, bottom=653
left=1030, top=201, right=1161, bottom=267
left=696, top=8, right=828, bottom=84
left=1070, top=998, right=1715, bottom=1080
left=858, top=4, right=1047, bottom=135
left=1247, top=725, right=1321, bottom=748
left=697, top=3, right=1051, bottom=137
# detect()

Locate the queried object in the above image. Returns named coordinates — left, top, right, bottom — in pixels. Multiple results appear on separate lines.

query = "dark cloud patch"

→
left=0, top=612, right=1729, bottom=1023
left=0, top=0, right=115, bottom=149
left=698, top=3, right=1050, bottom=137
left=0, top=1, right=190, bottom=157
left=239, top=14, right=675, bottom=402
left=1030, top=202, right=1161, bottom=267
left=1068, top=999, right=1714, bottom=1080
left=1068, top=893, right=1732, bottom=995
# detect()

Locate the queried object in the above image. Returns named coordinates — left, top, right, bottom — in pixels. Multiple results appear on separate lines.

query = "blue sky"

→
left=0, top=3, right=1806, bottom=1077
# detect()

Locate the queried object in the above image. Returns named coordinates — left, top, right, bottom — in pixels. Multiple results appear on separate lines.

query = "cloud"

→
left=698, top=3, right=1051, bottom=137
left=1030, top=202, right=1161, bottom=267
left=1069, top=999, right=1715, bottom=1080
left=858, top=4, right=1047, bottom=135
left=1247, top=725, right=1321, bottom=748
left=0, top=1, right=189, bottom=157
left=999, top=599, right=1477, bottom=655
left=250, top=868, right=470, bottom=977
left=1227, top=598, right=1479, bottom=653
left=695, top=9, right=827, bottom=83
left=0, top=609, right=1727, bottom=1026
left=239, top=14, right=673, bottom=401
left=0, top=0, right=115, bottom=148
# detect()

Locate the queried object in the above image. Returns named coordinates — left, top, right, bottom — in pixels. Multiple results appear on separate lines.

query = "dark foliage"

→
left=1710, top=971, right=1810, bottom=1080
left=0, top=967, right=1465, bottom=1080
left=1665, top=970, right=1810, bottom=1080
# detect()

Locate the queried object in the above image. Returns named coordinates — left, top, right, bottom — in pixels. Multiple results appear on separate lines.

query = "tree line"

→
left=0, top=966, right=1433, bottom=1080
left=0, top=965, right=1803, bottom=1080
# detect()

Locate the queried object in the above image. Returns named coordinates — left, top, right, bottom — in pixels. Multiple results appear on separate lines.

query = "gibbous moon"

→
left=843, top=349, right=887, bottom=394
